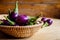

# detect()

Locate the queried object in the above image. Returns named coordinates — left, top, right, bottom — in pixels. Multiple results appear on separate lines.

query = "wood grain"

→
left=0, top=0, right=60, bottom=18
left=0, top=0, right=60, bottom=3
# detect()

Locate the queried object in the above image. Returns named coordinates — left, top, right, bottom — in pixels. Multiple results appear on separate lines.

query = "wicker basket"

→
left=0, top=24, right=42, bottom=38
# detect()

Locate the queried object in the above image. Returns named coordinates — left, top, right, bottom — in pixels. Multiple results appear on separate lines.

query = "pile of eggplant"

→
left=0, top=1, right=53, bottom=27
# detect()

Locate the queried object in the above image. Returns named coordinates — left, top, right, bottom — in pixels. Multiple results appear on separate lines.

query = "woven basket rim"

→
left=0, top=24, right=42, bottom=28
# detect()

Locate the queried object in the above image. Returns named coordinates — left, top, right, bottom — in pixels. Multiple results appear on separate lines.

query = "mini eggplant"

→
left=0, top=19, right=10, bottom=25
left=4, top=16, right=16, bottom=26
left=9, top=1, right=19, bottom=21
left=15, top=15, right=29, bottom=26
left=42, top=19, right=53, bottom=27
left=41, top=17, right=48, bottom=22
left=46, top=19, right=53, bottom=26
left=41, top=17, right=53, bottom=27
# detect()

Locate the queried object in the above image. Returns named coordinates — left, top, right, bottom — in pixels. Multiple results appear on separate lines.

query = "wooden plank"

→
left=0, top=0, right=60, bottom=18
left=0, top=0, right=60, bottom=3
left=0, top=4, right=60, bottom=18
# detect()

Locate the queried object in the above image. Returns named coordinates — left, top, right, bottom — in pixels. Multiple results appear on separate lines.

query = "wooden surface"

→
left=0, top=4, right=60, bottom=18
left=0, top=14, right=60, bottom=40
left=0, top=0, right=60, bottom=18
left=0, top=0, right=60, bottom=3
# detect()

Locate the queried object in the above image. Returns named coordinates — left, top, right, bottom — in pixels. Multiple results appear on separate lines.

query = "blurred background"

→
left=0, top=0, right=60, bottom=18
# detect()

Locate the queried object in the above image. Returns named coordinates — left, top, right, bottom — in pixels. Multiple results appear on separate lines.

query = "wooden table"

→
left=0, top=14, right=60, bottom=40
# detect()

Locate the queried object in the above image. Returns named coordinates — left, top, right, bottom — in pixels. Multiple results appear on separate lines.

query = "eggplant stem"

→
left=4, top=16, right=15, bottom=25
left=14, top=1, right=18, bottom=14
left=0, top=21, right=3, bottom=24
left=42, top=22, right=48, bottom=28
left=8, top=9, right=11, bottom=13
left=8, top=9, right=11, bottom=16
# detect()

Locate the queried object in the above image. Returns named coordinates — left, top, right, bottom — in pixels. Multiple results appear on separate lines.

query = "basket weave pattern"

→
left=0, top=25, right=41, bottom=38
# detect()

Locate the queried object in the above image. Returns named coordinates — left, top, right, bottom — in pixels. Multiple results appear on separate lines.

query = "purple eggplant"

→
left=46, top=19, right=53, bottom=26
left=4, top=16, right=16, bottom=26
left=42, top=19, right=53, bottom=27
left=0, top=19, right=19, bottom=26
left=41, top=17, right=48, bottom=22
left=0, top=19, right=10, bottom=25
left=9, top=1, right=19, bottom=21
left=15, top=15, right=29, bottom=26
left=41, top=17, right=53, bottom=27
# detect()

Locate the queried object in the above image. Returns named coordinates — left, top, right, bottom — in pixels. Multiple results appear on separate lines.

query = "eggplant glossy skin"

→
left=41, top=17, right=53, bottom=26
left=46, top=19, right=53, bottom=26
left=16, top=15, right=29, bottom=26
left=41, top=17, right=47, bottom=22
left=9, top=12, right=18, bottom=21
left=0, top=20, right=10, bottom=25
left=41, top=17, right=48, bottom=23
left=8, top=1, right=18, bottom=21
